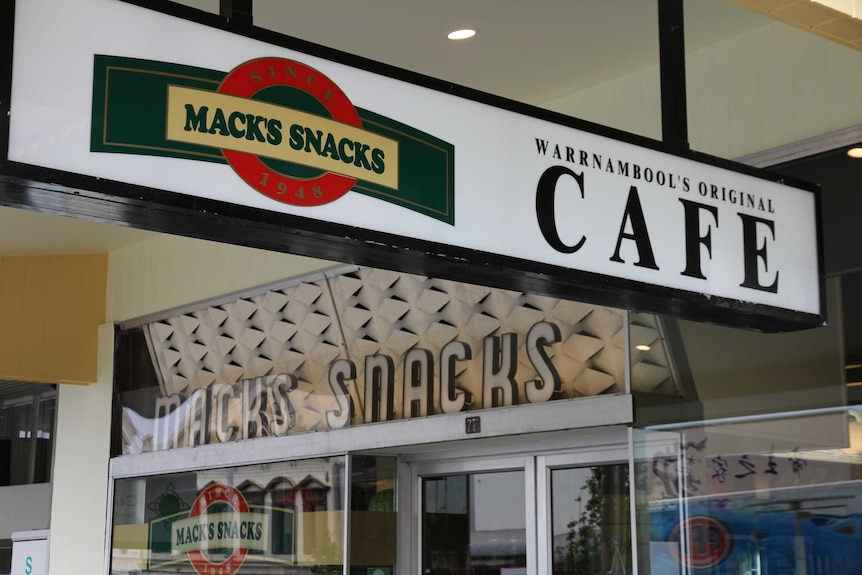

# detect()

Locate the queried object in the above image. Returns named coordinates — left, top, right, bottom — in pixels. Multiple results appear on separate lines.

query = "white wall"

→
left=544, top=20, right=862, bottom=159
left=107, top=234, right=335, bottom=323
left=46, top=325, right=114, bottom=575
left=0, top=484, right=52, bottom=539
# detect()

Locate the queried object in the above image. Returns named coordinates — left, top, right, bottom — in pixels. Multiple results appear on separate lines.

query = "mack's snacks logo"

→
left=171, top=484, right=268, bottom=575
left=145, top=481, right=295, bottom=573
left=92, top=55, right=455, bottom=222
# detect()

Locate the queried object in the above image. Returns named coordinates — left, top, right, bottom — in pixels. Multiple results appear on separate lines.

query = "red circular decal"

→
left=217, top=57, right=360, bottom=206
left=187, top=484, right=251, bottom=575
left=668, top=516, right=731, bottom=570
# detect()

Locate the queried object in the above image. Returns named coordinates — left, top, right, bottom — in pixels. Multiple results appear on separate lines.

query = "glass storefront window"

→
left=111, top=457, right=346, bottom=574
left=0, top=390, right=55, bottom=486
left=350, top=455, right=396, bottom=575
left=111, top=455, right=397, bottom=575
left=635, top=410, right=862, bottom=575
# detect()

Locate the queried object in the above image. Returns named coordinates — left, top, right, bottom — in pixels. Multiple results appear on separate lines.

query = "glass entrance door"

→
left=423, top=469, right=528, bottom=575
left=407, top=439, right=632, bottom=575
left=544, top=462, right=631, bottom=575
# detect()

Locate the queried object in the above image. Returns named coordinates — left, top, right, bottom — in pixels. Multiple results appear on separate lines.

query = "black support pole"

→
left=220, top=0, right=253, bottom=29
left=658, top=0, right=689, bottom=150
left=0, top=0, right=16, bottom=169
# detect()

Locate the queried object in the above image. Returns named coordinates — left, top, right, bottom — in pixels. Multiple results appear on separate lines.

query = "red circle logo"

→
left=187, top=484, right=251, bottom=575
left=668, top=516, right=732, bottom=569
left=217, top=57, right=360, bottom=206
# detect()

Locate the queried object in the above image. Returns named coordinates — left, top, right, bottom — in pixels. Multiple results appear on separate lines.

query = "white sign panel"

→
left=6, top=0, right=822, bottom=329
left=11, top=531, right=49, bottom=575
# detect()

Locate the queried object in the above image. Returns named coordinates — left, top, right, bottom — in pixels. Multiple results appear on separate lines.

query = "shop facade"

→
left=2, top=1, right=862, bottom=574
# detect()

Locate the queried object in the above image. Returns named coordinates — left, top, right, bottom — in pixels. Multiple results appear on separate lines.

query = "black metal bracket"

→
left=658, top=0, right=689, bottom=151
left=220, top=0, right=253, bottom=29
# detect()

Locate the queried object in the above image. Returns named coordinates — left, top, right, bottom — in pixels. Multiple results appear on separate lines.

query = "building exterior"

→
left=2, top=1, right=862, bottom=574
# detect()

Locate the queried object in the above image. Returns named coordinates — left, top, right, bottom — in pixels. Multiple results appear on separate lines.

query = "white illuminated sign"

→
left=7, top=0, right=821, bottom=326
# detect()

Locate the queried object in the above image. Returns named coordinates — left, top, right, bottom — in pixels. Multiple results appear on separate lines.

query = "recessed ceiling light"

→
left=635, top=344, right=651, bottom=352
left=848, top=147, right=862, bottom=159
left=447, top=29, right=477, bottom=40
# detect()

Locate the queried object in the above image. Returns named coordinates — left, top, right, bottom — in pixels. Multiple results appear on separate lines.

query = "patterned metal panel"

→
left=134, top=267, right=628, bottom=452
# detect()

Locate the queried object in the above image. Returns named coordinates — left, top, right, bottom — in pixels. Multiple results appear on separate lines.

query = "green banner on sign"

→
left=91, top=55, right=455, bottom=224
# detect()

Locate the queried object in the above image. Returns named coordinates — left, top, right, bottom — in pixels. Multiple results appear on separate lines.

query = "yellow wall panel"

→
left=20, top=256, right=49, bottom=380
left=41, top=256, right=72, bottom=379
left=0, top=254, right=107, bottom=385
left=0, top=257, right=26, bottom=375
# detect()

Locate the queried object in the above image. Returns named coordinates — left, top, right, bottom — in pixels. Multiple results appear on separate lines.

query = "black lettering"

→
left=617, top=161, right=630, bottom=177
left=288, top=124, right=304, bottom=151
left=610, top=186, right=659, bottom=269
left=644, top=167, right=654, bottom=183
left=680, top=199, right=719, bottom=280
left=184, top=104, right=209, bottom=133
left=536, top=166, right=587, bottom=254
left=321, top=132, right=340, bottom=160
left=353, top=142, right=372, bottom=169
left=371, top=148, right=385, bottom=174
left=304, top=128, right=324, bottom=155
left=245, top=114, right=266, bottom=142
left=266, top=119, right=283, bottom=145
left=228, top=111, right=246, bottom=139
left=535, top=138, right=550, bottom=155
left=338, top=138, right=354, bottom=164
left=209, top=108, right=229, bottom=136
left=739, top=214, right=779, bottom=293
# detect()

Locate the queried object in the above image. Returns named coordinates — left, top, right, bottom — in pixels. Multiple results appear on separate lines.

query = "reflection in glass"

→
left=110, top=457, right=345, bottom=574
left=0, top=392, right=55, bottom=485
left=423, top=470, right=526, bottom=575
left=551, top=464, right=631, bottom=575
left=350, top=455, right=396, bottom=574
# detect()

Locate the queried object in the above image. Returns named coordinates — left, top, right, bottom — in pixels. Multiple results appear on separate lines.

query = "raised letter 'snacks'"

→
left=150, top=320, right=569, bottom=451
